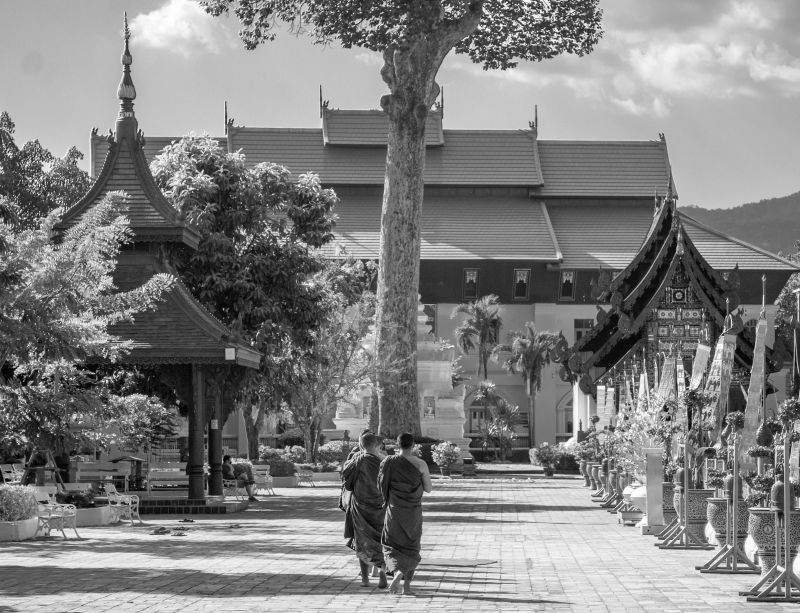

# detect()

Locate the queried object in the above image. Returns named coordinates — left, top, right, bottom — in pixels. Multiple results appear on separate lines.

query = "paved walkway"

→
left=1, top=477, right=796, bottom=612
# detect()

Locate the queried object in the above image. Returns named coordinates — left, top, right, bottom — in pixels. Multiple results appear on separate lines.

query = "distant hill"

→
left=680, top=190, right=800, bottom=257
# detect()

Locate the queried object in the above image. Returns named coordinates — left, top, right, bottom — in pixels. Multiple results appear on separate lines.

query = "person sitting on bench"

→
left=222, top=455, right=257, bottom=501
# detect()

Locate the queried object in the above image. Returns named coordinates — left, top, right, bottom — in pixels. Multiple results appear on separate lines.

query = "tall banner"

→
left=596, top=385, right=607, bottom=426
left=636, top=373, right=649, bottom=413
left=690, top=342, right=712, bottom=390
left=739, top=318, right=766, bottom=471
left=655, top=356, right=677, bottom=401
left=675, top=361, right=687, bottom=425
left=704, top=334, right=737, bottom=441
left=605, top=386, right=616, bottom=427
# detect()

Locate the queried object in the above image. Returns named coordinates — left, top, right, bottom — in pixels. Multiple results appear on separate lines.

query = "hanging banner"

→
left=740, top=318, right=767, bottom=470
left=655, top=356, right=677, bottom=401
left=595, top=384, right=607, bottom=426
left=704, top=334, right=737, bottom=440
left=676, top=362, right=686, bottom=398
left=690, top=342, right=712, bottom=390
left=605, top=386, right=616, bottom=427
left=636, top=373, right=649, bottom=413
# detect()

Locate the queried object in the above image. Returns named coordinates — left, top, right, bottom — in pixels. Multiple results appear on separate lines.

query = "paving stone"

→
left=1, top=477, right=798, bottom=611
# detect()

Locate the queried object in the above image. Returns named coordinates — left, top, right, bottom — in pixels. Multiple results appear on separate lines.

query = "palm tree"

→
left=451, top=294, right=503, bottom=380
left=493, top=323, right=559, bottom=444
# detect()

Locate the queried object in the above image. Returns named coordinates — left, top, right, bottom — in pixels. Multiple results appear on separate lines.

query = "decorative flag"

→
left=655, top=356, right=677, bottom=401
left=704, top=334, right=737, bottom=441
left=605, top=386, right=616, bottom=427
left=690, top=342, right=711, bottom=390
left=596, top=384, right=607, bottom=425
left=676, top=362, right=686, bottom=398
left=740, top=318, right=767, bottom=469
left=637, top=373, right=649, bottom=413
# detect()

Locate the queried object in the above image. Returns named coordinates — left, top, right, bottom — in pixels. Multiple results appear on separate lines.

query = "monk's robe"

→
left=379, top=454, right=424, bottom=576
left=342, top=451, right=385, bottom=567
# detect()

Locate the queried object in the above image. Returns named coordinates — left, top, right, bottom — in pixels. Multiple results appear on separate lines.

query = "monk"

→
left=342, top=432, right=388, bottom=588
left=379, top=432, right=432, bottom=595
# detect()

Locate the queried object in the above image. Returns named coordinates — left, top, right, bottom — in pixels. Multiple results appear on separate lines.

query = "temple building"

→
left=88, top=97, right=798, bottom=454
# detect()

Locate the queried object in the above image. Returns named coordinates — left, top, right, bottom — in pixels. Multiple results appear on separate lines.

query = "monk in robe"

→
left=342, top=432, right=388, bottom=588
left=379, top=432, right=433, bottom=595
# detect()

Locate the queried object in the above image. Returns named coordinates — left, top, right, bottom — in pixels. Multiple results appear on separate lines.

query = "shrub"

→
left=297, top=462, right=340, bottom=473
left=283, top=445, right=307, bottom=463
left=55, top=489, right=96, bottom=509
left=530, top=442, right=559, bottom=468
left=276, top=428, right=305, bottom=447
left=0, top=485, right=38, bottom=521
left=431, top=442, right=462, bottom=467
left=269, top=458, right=296, bottom=477
left=318, top=440, right=352, bottom=464
left=258, top=446, right=284, bottom=463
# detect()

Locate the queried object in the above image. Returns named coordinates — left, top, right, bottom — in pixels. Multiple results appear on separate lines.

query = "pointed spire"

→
left=115, top=13, right=138, bottom=141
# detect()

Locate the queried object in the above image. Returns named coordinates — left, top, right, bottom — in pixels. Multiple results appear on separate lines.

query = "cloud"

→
left=449, top=0, right=800, bottom=117
left=130, top=0, right=234, bottom=58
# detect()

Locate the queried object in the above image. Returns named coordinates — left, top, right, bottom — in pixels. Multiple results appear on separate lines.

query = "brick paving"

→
left=1, top=476, right=797, bottom=612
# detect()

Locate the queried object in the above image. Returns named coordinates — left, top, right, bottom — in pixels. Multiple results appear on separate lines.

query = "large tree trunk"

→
left=245, top=412, right=260, bottom=460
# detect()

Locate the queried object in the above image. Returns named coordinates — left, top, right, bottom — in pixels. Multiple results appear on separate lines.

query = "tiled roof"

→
left=322, top=108, right=444, bottom=146
left=227, top=126, right=542, bottom=186
left=681, top=213, right=800, bottom=271
left=320, top=191, right=559, bottom=261
left=90, top=133, right=210, bottom=178
left=534, top=140, right=673, bottom=198
left=546, top=204, right=798, bottom=271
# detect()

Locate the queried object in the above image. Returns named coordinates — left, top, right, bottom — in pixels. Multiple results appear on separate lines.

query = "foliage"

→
left=110, top=394, right=178, bottom=451
left=276, top=429, right=306, bottom=448
left=296, top=462, right=339, bottom=472
left=268, top=458, right=297, bottom=477
left=431, top=442, right=461, bottom=468
left=572, top=438, right=600, bottom=462
left=706, top=469, right=725, bottom=490
left=0, top=111, right=92, bottom=232
left=0, top=485, right=38, bottom=521
left=452, top=295, right=502, bottom=380
left=777, top=398, right=800, bottom=425
left=530, top=442, right=559, bottom=469
left=55, top=489, right=96, bottom=509
left=257, top=446, right=284, bottom=463
left=493, top=324, right=558, bottom=395
left=472, top=380, right=518, bottom=461
left=726, top=411, right=745, bottom=430
left=746, top=445, right=774, bottom=459
left=317, top=440, right=352, bottom=464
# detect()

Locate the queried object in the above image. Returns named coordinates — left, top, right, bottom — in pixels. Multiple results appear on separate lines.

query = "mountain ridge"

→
left=680, top=190, right=800, bottom=257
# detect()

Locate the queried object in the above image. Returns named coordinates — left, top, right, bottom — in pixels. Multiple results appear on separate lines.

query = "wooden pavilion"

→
left=57, top=19, right=260, bottom=502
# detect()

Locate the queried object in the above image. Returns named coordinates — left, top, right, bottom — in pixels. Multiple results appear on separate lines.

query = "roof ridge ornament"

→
left=115, top=13, right=138, bottom=142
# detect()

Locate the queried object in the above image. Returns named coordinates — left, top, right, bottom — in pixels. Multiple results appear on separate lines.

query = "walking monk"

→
left=342, top=432, right=388, bottom=588
left=379, top=432, right=433, bottom=595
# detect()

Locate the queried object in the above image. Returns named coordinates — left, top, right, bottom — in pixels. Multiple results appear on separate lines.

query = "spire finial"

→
left=115, top=13, right=138, bottom=141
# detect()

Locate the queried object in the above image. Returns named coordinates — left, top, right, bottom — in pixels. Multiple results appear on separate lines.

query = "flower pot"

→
left=747, top=507, right=800, bottom=578
left=440, top=467, right=451, bottom=477
left=76, top=505, right=113, bottom=527
left=589, top=464, right=600, bottom=490
left=706, top=498, right=749, bottom=546
left=579, top=461, right=590, bottom=487
left=543, top=467, right=554, bottom=478
left=271, top=476, right=299, bottom=488
left=0, top=517, right=39, bottom=541
left=673, top=488, right=714, bottom=544
left=662, top=482, right=676, bottom=525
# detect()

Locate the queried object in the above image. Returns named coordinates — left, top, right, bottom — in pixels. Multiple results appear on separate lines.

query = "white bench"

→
left=148, top=462, right=189, bottom=488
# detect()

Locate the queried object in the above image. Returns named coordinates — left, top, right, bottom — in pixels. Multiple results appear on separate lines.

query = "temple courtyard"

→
left=1, top=476, right=796, bottom=613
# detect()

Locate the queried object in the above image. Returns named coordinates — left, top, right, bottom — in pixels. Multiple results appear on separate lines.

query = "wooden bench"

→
left=148, top=462, right=189, bottom=488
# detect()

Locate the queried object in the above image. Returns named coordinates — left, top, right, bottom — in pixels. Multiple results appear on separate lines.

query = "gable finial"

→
left=117, top=13, right=136, bottom=104
left=528, top=104, right=538, bottom=138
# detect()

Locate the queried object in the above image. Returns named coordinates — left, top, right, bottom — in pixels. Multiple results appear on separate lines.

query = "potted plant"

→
left=0, top=485, right=39, bottom=541
left=432, top=442, right=462, bottom=477
left=530, top=442, right=558, bottom=477
left=56, top=488, right=113, bottom=527
left=268, top=458, right=298, bottom=488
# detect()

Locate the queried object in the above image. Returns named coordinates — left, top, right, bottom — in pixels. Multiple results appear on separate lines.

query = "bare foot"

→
left=388, top=573, right=404, bottom=594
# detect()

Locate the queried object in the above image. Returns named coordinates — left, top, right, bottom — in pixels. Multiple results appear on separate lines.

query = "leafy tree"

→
left=150, top=134, right=340, bottom=458
left=202, top=0, right=604, bottom=438
left=493, top=323, right=558, bottom=443
left=0, top=193, right=173, bottom=452
left=473, top=380, right=517, bottom=461
left=0, top=111, right=92, bottom=231
left=451, top=294, right=502, bottom=380
left=774, top=242, right=800, bottom=396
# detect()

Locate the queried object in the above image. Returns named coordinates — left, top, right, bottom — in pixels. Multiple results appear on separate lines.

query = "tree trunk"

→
left=527, top=374, right=536, bottom=447
left=368, top=385, right=380, bottom=434
left=303, top=426, right=313, bottom=464
left=245, top=413, right=260, bottom=460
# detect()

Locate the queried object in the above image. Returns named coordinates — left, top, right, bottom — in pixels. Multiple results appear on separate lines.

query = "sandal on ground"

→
left=149, top=527, right=170, bottom=535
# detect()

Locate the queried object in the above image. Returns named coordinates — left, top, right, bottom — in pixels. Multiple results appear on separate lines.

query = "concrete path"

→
left=0, top=477, right=795, bottom=612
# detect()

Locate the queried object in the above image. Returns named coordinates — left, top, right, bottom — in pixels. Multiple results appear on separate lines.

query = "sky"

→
left=1, top=0, right=799, bottom=210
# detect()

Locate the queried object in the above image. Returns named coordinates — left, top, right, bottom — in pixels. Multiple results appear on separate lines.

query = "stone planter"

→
left=309, top=472, right=341, bottom=483
left=0, top=517, right=39, bottom=541
left=747, top=507, right=800, bottom=578
left=272, top=476, right=299, bottom=488
left=629, top=483, right=646, bottom=512
left=674, top=488, right=714, bottom=544
left=662, top=482, right=676, bottom=526
left=76, top=505, right=114, bottom=527
left=589, top=464, right=600, bottom=491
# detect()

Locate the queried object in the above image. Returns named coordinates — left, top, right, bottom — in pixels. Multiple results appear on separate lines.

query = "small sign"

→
left=225, top=347, right=236, bottom=361
left=210, top=419, right=219, bottom=429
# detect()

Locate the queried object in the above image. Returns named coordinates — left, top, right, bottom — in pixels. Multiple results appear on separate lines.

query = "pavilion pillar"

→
left=207, top=382, right=224, bottom=496
left=189, top=364, right=207, bottom=500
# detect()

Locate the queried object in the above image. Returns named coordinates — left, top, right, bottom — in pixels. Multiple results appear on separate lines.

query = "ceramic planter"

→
left=579, top=461, right=590, bottom=487
left=747, top=507, right=800, bottom=578
left=673, top=488, right=714, bottom=544
left=662, top=482, right=676, bottom=526
left=589, top=464, right=599, bottom=490
left=706, top=498, right=749, bottom=546
left=0, top=517, right=39, bottom=541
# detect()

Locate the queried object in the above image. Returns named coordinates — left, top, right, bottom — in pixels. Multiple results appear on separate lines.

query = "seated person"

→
left=222, top=455, right=257, bottom=501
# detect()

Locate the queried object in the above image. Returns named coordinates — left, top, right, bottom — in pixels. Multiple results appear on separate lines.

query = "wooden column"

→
left=189, top=364, right=206, bottom=500
left=207, top=380, right=224, bottom=496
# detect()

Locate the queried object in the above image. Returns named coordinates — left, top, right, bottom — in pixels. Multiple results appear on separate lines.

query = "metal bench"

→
left=296, top=470, right=315, bottom=487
